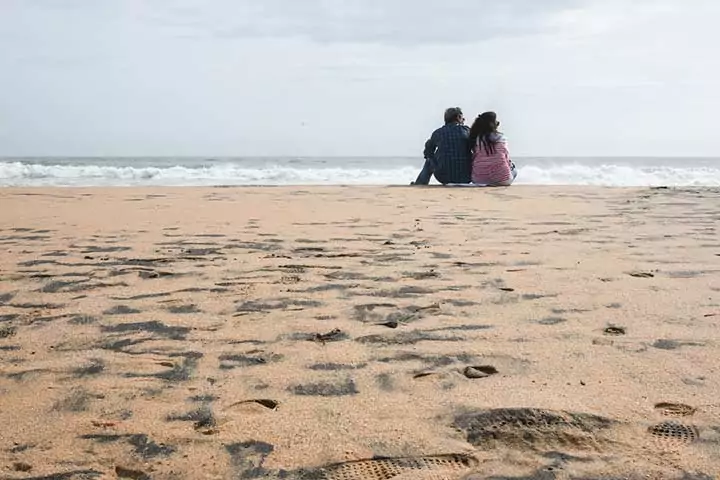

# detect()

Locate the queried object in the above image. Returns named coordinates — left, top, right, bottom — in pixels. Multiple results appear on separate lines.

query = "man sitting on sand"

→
left=412, top=107, right=471, bottom=185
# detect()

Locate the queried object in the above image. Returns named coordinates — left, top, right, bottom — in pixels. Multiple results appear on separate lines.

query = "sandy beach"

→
left=0, top=185, right=719, bottom=479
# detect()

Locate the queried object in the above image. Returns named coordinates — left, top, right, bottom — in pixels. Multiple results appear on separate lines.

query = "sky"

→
left=0, top=0, right=718, bottom=158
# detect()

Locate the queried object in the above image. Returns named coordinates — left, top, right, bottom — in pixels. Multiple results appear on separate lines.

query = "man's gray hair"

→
left=444, top=107, right=463, bottom=124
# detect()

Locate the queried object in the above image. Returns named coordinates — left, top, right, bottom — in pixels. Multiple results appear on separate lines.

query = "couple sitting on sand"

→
left=412, top=107, right=517, bottom=186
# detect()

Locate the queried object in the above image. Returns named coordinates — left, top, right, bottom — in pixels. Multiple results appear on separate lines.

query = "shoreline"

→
left=0, top=184, right=688, bottom=194
left=3, top=185, right=718, bottom=198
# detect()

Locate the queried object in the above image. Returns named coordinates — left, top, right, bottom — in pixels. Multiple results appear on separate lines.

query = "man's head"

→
left=444, top=107, right=464, bottom=125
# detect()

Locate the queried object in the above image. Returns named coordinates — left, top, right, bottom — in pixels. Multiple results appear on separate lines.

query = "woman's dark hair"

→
left=468, top=111, right=499, bottom=154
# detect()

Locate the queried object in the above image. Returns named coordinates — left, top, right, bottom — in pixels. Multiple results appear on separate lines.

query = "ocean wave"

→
left=0, top=161, right=420, bottom=187
left=1, top=160, right=719, bottom=187
left=518, top=163, right=720, bottom=187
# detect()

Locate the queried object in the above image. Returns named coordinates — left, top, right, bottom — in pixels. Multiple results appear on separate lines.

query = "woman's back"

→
left=471, top=132, right=512, bottom=186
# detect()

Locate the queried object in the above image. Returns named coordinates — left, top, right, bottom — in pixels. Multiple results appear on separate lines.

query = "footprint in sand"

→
left=305, top=453, right=478, bottom=480
left=654, top=402, right=697, bottom=417
left=226, top=399, right=279, bottom=413
left=604, top=326, right=626, bottom=336
left=463, top=365, right=499, bottom=379
left=647, top=421, right=699, bottom=446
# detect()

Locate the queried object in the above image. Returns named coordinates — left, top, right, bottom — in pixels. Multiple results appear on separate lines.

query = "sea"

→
left=1, top=156, right=719, bottom=187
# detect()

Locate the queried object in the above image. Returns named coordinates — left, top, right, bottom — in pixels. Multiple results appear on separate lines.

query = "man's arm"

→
left=423, top=130, right=438, bottom=160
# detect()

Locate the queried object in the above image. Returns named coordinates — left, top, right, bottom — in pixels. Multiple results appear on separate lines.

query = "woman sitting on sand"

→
left=468, top=111, right=517, bottom=186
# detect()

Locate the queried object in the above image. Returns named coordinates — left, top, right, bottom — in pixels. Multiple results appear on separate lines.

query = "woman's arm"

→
left=497, top=134, right=513, bottom=167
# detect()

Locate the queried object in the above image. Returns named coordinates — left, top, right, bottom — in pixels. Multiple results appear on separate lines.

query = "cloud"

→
left=0, top=0, right=719, bottom=157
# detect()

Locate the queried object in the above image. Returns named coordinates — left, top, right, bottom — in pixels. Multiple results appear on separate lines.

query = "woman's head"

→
left=469, top=111, right=500, bottom=153
left=476, top=111, right=499, bottom=131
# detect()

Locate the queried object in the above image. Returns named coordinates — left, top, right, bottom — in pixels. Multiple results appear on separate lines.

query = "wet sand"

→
left=0, top=185, right=719, bottom=479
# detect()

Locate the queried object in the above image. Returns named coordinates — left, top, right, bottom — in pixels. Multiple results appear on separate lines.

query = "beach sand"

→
left=0, top=185, right=719, bottom=479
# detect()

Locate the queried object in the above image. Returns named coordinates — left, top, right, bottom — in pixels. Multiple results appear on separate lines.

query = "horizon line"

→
left=2, top=155, right=720, bottom=160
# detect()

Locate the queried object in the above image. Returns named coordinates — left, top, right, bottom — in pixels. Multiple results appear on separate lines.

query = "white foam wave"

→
left=1, top=161, right=719, bottom=187
left=0, top=162, right=420, bottom=187
left=517, top=163, right=720, bottom=187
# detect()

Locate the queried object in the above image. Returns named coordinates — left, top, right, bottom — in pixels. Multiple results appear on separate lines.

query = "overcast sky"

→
left=1, top=0, right=718, bottom=157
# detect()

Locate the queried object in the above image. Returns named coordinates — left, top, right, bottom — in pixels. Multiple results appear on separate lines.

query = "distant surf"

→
left=1, top=157, right=719, bottom=187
